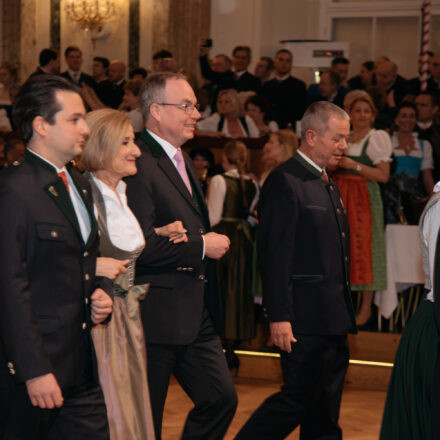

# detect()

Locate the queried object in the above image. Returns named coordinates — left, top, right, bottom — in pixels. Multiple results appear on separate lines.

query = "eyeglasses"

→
left=156, top=103, right=200, bottom=114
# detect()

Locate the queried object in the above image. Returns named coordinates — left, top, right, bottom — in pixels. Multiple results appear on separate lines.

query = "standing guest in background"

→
left=375, top=60, right=408, bottom=108
left=236, top=101, right=356, bottom=439
left=207, top=140, right=259, bottom=371
left=332, top=94, right=392, bottom=326
left=0, top=75, right=113, bottom=439
left=189, top=147, right=215, bottom=197
left=254, top=57, right=274, bottom=86
left=92, top=57, right=109, bottom=84
left=262, top=49, right=306, bottom=129
left=197, top=88, right=259, bottom=138
left=230, top=46, right=261, bottom=93
left=29, top=49, right=60, bottom=78
left=380, top=180, right=440, bottom=440
left=391, top=101, right=435, bottom=195
left=60, top=46, right=95, bottom=88
left=120, top=79, right=144, bottom=134
left=130, top=67, right=148, bottom=80
left=348, top=61, right=375, bottom=90
left=152, top=50, right=173, bottom=73
left=244, top=94, right=279, bottom=136
left=307, top=57, right=350, bottom=102
left=429, top=53, right=440, bottom=92
left=259, top=129, right=298, bottom=185
left=307, top=71, right=345, bottom=108
left=3, top=139, right=25, bottom=166
left=415, top=92, right=440, bottom=181
left=125, top=72, right=237, bottom=440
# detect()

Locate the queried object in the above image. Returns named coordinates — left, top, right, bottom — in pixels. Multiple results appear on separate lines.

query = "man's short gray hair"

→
left=139, top=72, right=187, bottom=122
left=300, top=101, right=349, bottom=139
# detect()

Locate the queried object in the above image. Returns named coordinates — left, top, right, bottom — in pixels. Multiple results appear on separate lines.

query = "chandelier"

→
left=65, top=0, right=116, bottom=47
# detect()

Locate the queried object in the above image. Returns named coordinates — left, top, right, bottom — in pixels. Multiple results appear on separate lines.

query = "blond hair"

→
left=217, top=89, right=242, bottom=118
left=81, top=109, right=132, bottom=171
left=223, top=140, right=249, bottom=209
left=273, top=129, right=299, bottom=162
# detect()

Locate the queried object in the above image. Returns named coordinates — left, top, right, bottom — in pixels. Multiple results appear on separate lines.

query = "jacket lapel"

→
left=141, top=129, right=204, bottom=217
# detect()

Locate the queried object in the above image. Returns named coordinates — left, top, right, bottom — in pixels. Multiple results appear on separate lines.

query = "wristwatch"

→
left=355, top=163, right=363, bottom=172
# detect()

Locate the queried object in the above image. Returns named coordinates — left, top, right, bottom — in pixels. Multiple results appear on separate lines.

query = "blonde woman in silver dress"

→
left=81, top=108, right=187, bottom=439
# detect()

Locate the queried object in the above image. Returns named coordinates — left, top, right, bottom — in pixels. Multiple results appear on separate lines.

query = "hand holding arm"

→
left=269, top=321, right=297, bottom=353
left=90, top=288, right=113, bottom=324
left=155, top=220, right=188, bottom=244
left=26, top=373, right=64, bottom=409
left=96, top=257, right=129, bottom=280
left=338, top=157, right=390, bottom=183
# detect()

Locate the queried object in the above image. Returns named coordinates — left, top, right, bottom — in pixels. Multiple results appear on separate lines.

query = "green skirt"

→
left=380, top=300, right=439, bottom=439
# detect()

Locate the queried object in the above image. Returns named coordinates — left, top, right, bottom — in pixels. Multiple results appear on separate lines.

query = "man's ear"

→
left=32, top=116, right=48, bottom=138
left=149, top=103, right=161, bottom=123
left=305, top=129, right=317, bottom=147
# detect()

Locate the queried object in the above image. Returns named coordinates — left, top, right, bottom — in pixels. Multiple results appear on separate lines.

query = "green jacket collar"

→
left=25, top=148, right=58, bottom=175
left=294, top=151, right=323, bottom=179
left=140, top=129, right=164, bottom=158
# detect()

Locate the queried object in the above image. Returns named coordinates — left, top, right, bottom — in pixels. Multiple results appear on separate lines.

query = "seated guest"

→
left=60, top=45, right=95, bottom=87
left=262, top=49, right=306, bottom=129
left=207, top=140, right=259, bottom=370
left=254, top=56, right=274, bottom=86
left=348, top=61, right=375, bottom=90
left=28, top=48, right=60, bottom=78
left=391, top=101, right=435, bottom=195
left=92, top=56, right=109, bottom=84
left=259, top=129, right=298, bottom=185
left=81, top=108, right=185, bottom=439
left=244, top=94, right=279, bottom=136
left=415, top=92, right=440, bottom=181
left=307, top=71, right=345, bottom=108
left=120, top=79, right=144, bottom=133
left=197, top=88, right=259, bottom=138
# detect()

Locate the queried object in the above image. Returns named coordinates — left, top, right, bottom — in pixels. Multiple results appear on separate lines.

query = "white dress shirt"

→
left=91, top=175, right=145, bottom=252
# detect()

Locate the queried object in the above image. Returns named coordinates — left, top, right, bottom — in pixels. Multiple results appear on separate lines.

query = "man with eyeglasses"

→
left=125, top=72, right=237, bottom=440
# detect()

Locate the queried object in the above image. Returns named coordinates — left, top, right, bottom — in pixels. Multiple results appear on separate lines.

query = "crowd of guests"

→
left=1, top=40, right=440, bottom=438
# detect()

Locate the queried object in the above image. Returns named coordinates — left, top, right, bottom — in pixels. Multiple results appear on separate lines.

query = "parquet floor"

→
left=163, top=376, right=386, bottom=439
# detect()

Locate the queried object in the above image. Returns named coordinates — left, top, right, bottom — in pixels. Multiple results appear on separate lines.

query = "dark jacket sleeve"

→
left=257, top=170, right=298, bottom=322
left=199, top=54, right=234, bottom=86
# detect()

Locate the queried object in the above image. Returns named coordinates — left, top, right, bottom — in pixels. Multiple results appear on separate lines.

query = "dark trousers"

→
left=146, top=309, right=238, bottom=439
left=1, top=381, right=109, bottom=440
left=235, top=334, right=349, bottom=440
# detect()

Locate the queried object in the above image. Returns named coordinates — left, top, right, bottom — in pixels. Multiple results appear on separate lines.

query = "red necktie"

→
left=58, top=171, right=70, bottom=192
left=321, top=170, right=329, bottom=183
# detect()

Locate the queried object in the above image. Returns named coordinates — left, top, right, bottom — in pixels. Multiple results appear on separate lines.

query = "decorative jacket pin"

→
left=48, top=186, right=58, bottom=197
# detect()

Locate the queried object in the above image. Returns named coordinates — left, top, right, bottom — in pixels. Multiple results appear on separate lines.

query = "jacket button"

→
left=177, top=267, right=183, bottom=271
left=7, top=362, right=13, bottom=368
left=85, top=297, right=89, bottom=305
left=188, top=267, right=194, bottom=272
left=329, top=185, right=334, bottom=191
left=198, top=228, right=205, bottom=234
left=82, top=322, right=87, bottom=330
left=345, top=256, right=348, bottom=262
left=83, top=251, right=88, bottom=257
left=337, top=208, right=341, bottom=214
left=51, top=230, right=58, bottom=238
left=341, top=232, right=346, bottom=238
left=84, top=273, right=90, bottom=281
left=198, top=274, right=205, bottom=280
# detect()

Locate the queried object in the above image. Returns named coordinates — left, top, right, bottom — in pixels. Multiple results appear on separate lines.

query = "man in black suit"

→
left=235, top=101, right=357, bottom=439
left=125, top=72, right=237, bottom=439
left=60, top=46, right=95, bottom=88
left=0, top=75, right=113, bottom=439
left=28, top=48, right=60, bottom=79
left=95, top=60, right=126, bottom=109
left=307, top=71, right=345, bottom=108
left=415, top=91, right=440, bottom=181
left=262, top=49, right=306, bottom=129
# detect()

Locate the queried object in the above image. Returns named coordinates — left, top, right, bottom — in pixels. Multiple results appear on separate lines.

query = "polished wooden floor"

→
left=163, top=376, right=386, bottom=439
